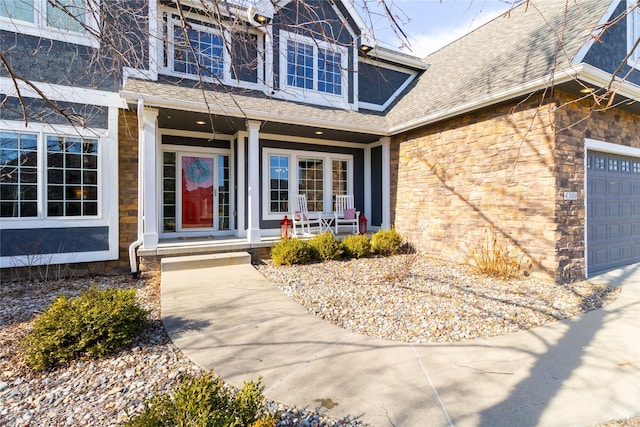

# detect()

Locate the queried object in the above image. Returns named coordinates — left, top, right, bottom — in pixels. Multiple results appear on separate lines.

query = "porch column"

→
left=246, top=120, right=261, bottom=242
left=140, top=106, right=159, bottom=248
left=364, top=144, right=372, bottom=227
left=381, top=137, right=391, bottom=230
left=235, top=135, right=246, bottom=237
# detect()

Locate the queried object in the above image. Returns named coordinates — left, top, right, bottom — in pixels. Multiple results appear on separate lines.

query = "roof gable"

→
left=386, top=0, right=615, bottom=131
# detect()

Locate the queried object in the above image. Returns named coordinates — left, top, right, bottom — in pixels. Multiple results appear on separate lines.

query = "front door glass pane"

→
left=182, top=156, right=213, bottom=228
left=218, top=155, right=230, bottom=230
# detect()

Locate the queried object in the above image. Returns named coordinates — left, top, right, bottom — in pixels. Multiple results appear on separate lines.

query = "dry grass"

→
left=469, top=230, right=531, bottom=279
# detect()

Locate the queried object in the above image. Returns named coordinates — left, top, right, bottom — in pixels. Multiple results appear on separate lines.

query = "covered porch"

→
left=122, top=79, right=392, bottom=274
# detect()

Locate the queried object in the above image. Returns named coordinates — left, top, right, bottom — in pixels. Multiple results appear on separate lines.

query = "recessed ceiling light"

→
left=580, top=87, right=595, bottom=94
left=314, top=130, right=324, bottom=135
left=195, top=120, right=207, bottom=125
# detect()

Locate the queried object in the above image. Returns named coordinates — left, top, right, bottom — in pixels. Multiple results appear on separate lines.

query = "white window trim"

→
left=276, top=31, right=351, bottom=109
left=627, top=0, right=640, bottom=69
left=0, top=0, right=99, bottom=48
left=159, top=7, right=265, bottom=91
left=0, top=120, right=108, bottom=225
left=262, top=147, right=353, bottom=221
left=0, top=115, right=118, bottom=269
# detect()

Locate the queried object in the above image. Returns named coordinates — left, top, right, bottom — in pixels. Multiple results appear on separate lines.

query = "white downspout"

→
left=128, top=99, right=145, bottom=278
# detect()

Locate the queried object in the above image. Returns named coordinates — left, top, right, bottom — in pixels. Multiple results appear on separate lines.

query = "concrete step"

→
left=161, top=252, right=252, bottom=272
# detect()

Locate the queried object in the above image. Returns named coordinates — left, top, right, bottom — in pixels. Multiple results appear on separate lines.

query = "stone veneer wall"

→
left=554, top=91, right=640, bottom=280
left=95, top=109, right=138, bottom=274
left=391, top=95, right=561, bottom=281
left=391, top=91, right=640, bottom=283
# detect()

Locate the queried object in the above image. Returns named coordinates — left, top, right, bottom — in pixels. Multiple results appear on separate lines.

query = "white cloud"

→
left=394, top=8, right=507, bottom=58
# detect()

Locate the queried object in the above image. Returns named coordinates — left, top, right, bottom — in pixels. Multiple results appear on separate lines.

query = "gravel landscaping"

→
left=256, top=254, right=620, bottom=343
left=1, top=254, right=637, bottom=426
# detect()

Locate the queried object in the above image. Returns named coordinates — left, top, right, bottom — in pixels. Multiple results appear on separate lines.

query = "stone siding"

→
left=103, top=109, right=139, bottom=273
left=391, top=96, right=560, bottom=281
left=554, top=91, right=640, bottom=280
left=391, top=91, right=640, bottom=283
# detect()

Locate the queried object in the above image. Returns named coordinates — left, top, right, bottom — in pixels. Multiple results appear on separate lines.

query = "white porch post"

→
left=381, top=137, right=391, bottom=230
left=140, top=106, right=159, bottom=249
left=235, top=134, right=246, bottom=237
left=364, top=144, right=372, bottom=226
left=246, top=120, right=261, bottom=242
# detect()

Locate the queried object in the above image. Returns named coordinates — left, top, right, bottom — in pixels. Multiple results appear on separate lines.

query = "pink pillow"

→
left=294, top=211, right=308, bottom=221
left=343, top=208, right=356, bottom=220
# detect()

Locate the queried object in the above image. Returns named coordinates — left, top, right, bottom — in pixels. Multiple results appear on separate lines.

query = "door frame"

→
left=159, top=142, right=234, bottom=239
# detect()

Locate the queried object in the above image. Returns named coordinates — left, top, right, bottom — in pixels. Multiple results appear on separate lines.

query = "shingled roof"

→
left=386, top=0, right=613, bottom=131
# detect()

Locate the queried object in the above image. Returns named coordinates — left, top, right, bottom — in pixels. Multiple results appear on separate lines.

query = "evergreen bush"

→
left=22, top=286, right=148, bottom=370
left=270, top=238, right=311, bottom=266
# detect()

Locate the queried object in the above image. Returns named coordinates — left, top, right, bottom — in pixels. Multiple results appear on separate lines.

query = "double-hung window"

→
left=171, top=19, right=225, bottom=79
left=628, top=0, right=640, bottom=67
left=0, top=0, right=96, bottom=46
left=0, top=130, right=100, bottom=219
left=263, top=149, right=353, bottom=220
left=280, top=31, right=348, bottom=107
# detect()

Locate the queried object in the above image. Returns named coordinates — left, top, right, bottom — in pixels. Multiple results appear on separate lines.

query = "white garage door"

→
left=586, top=151, right=640, bottom=274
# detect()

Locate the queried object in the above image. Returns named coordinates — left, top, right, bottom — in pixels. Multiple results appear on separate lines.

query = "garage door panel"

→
left=587, top=151, right=640, bottom=274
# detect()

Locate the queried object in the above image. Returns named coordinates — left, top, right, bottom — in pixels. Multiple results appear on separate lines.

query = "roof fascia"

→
left=120, top=89, right=389, bottom=135
left=365, top=49, right=428, bottom=70
left=573, top=0, right=623, bottom=64
left=389, top=63, right=640, bottom=135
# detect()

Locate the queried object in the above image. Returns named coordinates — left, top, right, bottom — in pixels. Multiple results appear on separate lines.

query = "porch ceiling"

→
left=157, top=108, right=384, bottom=143
left=122, top=78, right=389, bottom=144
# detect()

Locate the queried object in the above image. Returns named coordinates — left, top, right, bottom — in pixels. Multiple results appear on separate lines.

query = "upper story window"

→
left=628, top=0, right=640, bottom=67
left=0, top=0, right=97, bottom=47
left=162, top=9, right=263, bottom=89
left=279, top=31, right=349, bottom=108
left=172, top=21, right=225, bottom=79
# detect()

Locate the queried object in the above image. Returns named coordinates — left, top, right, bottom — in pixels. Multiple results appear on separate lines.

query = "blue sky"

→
left=357, top=0, right=518, bottom=58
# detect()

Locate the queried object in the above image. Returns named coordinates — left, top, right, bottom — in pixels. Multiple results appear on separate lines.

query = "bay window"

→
left=263, top=149, right=352, bottom=220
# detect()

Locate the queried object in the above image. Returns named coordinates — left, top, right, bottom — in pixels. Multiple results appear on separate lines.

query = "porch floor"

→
left=137, top=232, right=362, bottom=259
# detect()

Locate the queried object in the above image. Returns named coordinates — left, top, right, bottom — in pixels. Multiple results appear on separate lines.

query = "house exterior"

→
left=1, top=0, right=639, bottom=282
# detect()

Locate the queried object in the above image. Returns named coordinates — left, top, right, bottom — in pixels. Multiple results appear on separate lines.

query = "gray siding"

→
left=371, top=145, right=383, bottom=227
left=582, top=1, right=640, bottom=86
left=230, top=32, right=260, bottom=84
left=0, top=31, right=120, bottom=92
left=0, top=96, right=109, bottom=128
left=1, top=227, right=109, bottom=257
left=161, top=135, right=230, bottom=149
left=358, top=62, right=412, bottom=107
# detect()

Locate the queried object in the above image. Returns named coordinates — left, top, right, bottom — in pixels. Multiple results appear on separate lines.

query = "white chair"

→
left=292, top=194, right=321, bottom=236
left=334, top=195, right=359, bottom=234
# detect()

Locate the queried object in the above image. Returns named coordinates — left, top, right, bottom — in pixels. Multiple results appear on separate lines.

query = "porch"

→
left=136, top=232, right=367, bottom=272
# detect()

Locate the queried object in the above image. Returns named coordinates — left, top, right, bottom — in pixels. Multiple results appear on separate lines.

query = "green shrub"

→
left=270, top=238, right=311, bottom=266
left=308, top=232, right=343, bottom=261
left=126, top=371, right=276, bottom=427
left=22, top=286, right=148, bottom=370
left=341, top=234, right=371, bottom=259
left=371, top=229, right=404, bottom=256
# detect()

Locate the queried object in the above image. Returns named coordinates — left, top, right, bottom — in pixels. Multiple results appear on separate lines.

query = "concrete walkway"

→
left=161, top=255, right=640, bottom=427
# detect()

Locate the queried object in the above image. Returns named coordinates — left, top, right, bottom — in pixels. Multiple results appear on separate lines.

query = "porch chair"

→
left=334, top=195, right=359, bottom=234
left=292, top=194, right=321, bottom=236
